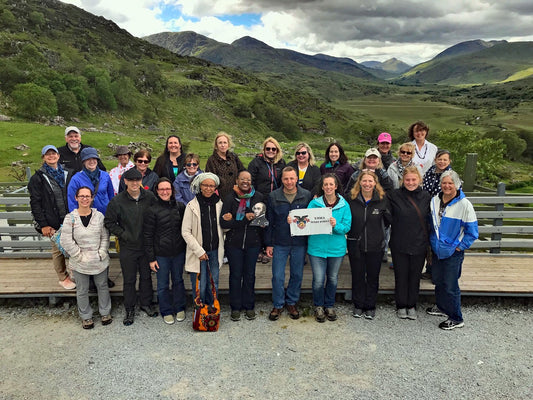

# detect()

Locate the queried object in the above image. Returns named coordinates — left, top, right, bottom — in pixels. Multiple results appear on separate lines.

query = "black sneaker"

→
left=314, top=306, right=326, bottom=323
left=245, top=310, right=256, bottom=320
left=230, top=311, right=241, bottom=321
left=439, top=319, right=464, bottom=330
left=364, top=309, right=376, bottom=320
left=426, top=305, right=447, bottom=317
left=352, top=307, right=363, bottom=318
left=123, top=310, right=135, bottom=326
left=140, top=305, right=159, bottom=317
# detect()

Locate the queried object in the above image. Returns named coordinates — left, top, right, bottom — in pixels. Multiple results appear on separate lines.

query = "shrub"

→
left=11, top=83, right=57, bottom=119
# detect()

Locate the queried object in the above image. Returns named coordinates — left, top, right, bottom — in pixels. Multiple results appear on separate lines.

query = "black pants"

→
left=348, top=243, right=382, bottom=311
left=391, top=251, right=425, bottom=309
left=119, top=248, right=153, bottom=311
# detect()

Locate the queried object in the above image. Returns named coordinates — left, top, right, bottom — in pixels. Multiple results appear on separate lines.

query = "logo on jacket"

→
left=292, top=215, right=310, bottom=229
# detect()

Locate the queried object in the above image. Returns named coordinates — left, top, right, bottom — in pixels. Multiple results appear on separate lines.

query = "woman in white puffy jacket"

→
left=61, top=186, right=112, bottom=329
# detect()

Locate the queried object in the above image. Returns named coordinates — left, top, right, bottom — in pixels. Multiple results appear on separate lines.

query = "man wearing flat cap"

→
left=104, top=167, right=157, bottom=326
left=58, top=126, right=106, bottom=172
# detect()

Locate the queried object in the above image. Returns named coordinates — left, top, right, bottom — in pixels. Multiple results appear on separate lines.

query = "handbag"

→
left=406, top=195, right=432, bottom=265
left=192, top=264, right=220, bottom=332
left=50, top=214, right=74, bottom=257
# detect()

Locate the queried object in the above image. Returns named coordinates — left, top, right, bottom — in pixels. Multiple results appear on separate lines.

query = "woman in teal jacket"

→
left=307, top=174, right=352, bottom=323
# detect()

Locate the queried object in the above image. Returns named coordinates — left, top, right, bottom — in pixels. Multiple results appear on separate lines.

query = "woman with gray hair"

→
left=427, top=170, right=478, bottom=330
left=182, top=172, right=224, bottom=305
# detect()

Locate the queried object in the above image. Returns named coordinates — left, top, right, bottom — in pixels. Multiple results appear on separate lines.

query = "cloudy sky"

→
left=62, top=0, right=533, bottom=65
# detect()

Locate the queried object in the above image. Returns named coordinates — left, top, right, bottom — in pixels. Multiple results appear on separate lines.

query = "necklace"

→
left=415, top=143, right=428, bottom=160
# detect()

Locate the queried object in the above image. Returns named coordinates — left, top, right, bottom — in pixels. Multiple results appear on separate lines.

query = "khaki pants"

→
left=51, top=242, right=68, bottom=281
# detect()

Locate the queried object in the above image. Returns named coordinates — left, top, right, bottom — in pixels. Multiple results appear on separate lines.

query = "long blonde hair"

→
left=293, top=142, right=316, bottom=166
left=261, top=137, right=283, bottom=164
left=350, top=170, right=385, bottom=200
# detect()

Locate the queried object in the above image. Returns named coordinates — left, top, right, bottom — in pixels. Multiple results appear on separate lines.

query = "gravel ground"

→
left=0, top=295, right=531, bottom=400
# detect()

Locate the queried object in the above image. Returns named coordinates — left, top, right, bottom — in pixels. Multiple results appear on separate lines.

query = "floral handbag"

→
left=192, top=265, right=220, bottom=332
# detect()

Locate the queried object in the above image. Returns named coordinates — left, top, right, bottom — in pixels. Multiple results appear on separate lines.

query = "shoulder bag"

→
left=192, top=264, right=220, bottom=332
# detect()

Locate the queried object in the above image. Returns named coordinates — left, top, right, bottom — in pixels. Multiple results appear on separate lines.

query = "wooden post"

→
left=490, top=182, right=505, bottom=254
left=463, top=153, right=477, bottom=192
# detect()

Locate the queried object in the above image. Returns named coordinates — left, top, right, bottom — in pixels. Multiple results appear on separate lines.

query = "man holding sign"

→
left=265, top=167, right=312, bottom=321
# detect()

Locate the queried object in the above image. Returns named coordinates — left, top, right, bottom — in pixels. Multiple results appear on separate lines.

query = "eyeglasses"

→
left=186, top=163, right=198, bottom=167
left=265, top=147, right=277, bottom=152
left=400, top=151, right=412, bottom=155
left=295, top=151, right=307, bottom=156
left=136, top=159, right=150, bottom=164
left=76, top=195, right=92, bottom=199
left=157, top=188, right=172, bottom=192
left=200, top=184, right=216, bottom=189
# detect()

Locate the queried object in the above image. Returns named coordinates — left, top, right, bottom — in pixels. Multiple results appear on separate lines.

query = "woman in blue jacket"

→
left=427, top=170, right=478, bottom=330
left=67, top=147, right=114, bottom=215
left=307, top=174, right=351, bottom=323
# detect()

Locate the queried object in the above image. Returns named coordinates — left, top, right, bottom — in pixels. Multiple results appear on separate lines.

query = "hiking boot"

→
left=231, top=310, right=241, bottom=321
left=163, top=315, right=175, bottom=325
left=364, top=309, right=376, bottom=320
left=426, top=305, right=447, bottom=317
left=175, top=311, right=185, bottom=322
left=123, top=310, right=135, bottom=326
left=407, top=307, right=417, bottom=320
left=82, top=319, right=94, bottom=329
left=101, top=315, right=113, bottom=326
left=140, top=305, right=158, bottom=317
left=59, top=277, right=76, bottom=290
left=314, top=306, right=326, bottom=323
left=269, top=307, right=283, bottom=321
left=325, top=307, right=337, bottom=321
left=352, top=307, right=363, bottom=318
left=397, top=308, right=408, bottom=319
left=286, top=304, right=300, bottom=320
left=439, top=319, right=464, bottom=330
left=245, top=310, right=256, bottom=320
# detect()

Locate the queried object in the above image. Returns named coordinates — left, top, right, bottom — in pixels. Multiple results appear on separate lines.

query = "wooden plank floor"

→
left=1, top=254, right=532, bottom=298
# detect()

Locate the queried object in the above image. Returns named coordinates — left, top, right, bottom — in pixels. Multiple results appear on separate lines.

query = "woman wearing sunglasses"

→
left=387, top=143, right=422, bottom=189
left=118, top=150, right=159, bottom=193
left=287, top=142, right=321, bottom=196
left=248, top=137, right=286, bottom=198
left=173, top=153, right=203, bottom=205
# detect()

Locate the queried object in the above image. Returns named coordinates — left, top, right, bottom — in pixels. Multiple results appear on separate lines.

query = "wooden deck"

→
left=1, top=254, right=532, bottom=301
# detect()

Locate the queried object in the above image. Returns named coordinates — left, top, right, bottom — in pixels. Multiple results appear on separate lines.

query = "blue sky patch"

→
left=217, top=13, right=262, bottom=27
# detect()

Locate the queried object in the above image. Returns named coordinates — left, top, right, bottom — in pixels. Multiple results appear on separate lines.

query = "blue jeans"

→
left=156, top=253, right=186, bottom=317
left=271, top=245, right=306, bottom=308
left=432, top=250, right=464, bottom=322
left=190, top=249, right=219, bottom=306
left=309, top=255, right=344, bottom=308
left=226, top=246, right=261, bottom=311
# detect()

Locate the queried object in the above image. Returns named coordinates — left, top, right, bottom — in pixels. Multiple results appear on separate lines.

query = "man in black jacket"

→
left=58, top=126, right=106, bottom=172
left=104, top=168, right=157, bottom=326
left=28, top=145, right=75, bottom=289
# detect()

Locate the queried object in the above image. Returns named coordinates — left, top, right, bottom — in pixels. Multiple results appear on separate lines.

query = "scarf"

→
left=83, top=167, right=100, bottom=190
left=43, top=163, right=65, bottom=188
left=397, top=160, right=414, bottom=178
left=233, top=185, right=255, bottom=221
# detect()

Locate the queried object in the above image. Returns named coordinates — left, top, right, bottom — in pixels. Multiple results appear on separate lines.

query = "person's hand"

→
left=199, top=253, right=209, bottom=261
left=266, top=246, right=273, bottom=257
left=222, top=212, right=233, bottom=221
left=98, top=249, right=108, bottom=261
left=41, top=226, right=54, bottom=237
left=330, top=217, right=336, bottom=228
left=286, top=216, right=293, bottom=224
left=245, top=212, right=255, bottom=221
left=150, top=261, right=159, bottom=272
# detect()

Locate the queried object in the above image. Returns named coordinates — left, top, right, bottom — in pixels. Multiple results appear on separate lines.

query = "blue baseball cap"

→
left=41, top=145, right=59, bottom=155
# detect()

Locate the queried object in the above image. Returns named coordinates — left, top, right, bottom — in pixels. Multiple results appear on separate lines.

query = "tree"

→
left=485, top=130, right=527, bottom=161
left=56, top=91, right=80, bottom=118
left=11, top=83, right=57, bottom=119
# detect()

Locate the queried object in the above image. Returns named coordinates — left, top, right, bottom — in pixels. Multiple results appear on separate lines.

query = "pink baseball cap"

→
left=377, top=132, right=392, bottom=143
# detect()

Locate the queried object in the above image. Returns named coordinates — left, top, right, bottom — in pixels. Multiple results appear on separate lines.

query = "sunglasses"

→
left=400, top=151, right=412, bottom=155
left=265, top=147, right=277, bottom=152
left=295, top=151, right=308, bottom=156
left=186, top=163, right=198, bottom=167
left=136, top=159, right=150, bottom=164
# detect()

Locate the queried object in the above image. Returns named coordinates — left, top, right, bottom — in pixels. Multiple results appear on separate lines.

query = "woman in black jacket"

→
left=287, top=142, right=321, bottom=196
left=220, top=170, right=265, bottom=321
left=28, top=145, right=75, bottom=290
left=347, top=170, right=391, bottom=320
left=248, top=137, right=286, bottom=197
left=387, top=166, right=431, bottom=321
left=143, top=178, right=187, bottom=325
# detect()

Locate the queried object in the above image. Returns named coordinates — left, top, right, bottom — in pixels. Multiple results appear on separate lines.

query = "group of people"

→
left=29, top=122, right=478, bottom=331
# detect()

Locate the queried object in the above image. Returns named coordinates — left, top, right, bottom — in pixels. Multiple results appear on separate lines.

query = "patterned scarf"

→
left=43, top=163, right=65, bottom=188
left=83, top=167, right=100, bottom=190
left=233, top=185, right=255, bottom=221
left=397, top=160, right=414, bottom=178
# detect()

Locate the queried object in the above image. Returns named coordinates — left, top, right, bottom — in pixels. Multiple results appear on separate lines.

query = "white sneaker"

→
left=407, top=307, right=417, bottom=320
left=175, top=311, right=185, bottom=322
left=59, top=277, right=76, bottom=290
left=163, top=315, right=175, bottom=325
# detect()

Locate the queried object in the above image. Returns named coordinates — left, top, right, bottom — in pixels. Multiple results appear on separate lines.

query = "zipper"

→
left=363, top=203, right=368, bottom=253
left=208, top=204, right=214, bottom=249
left=242, top=224, right=248, bottom=250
